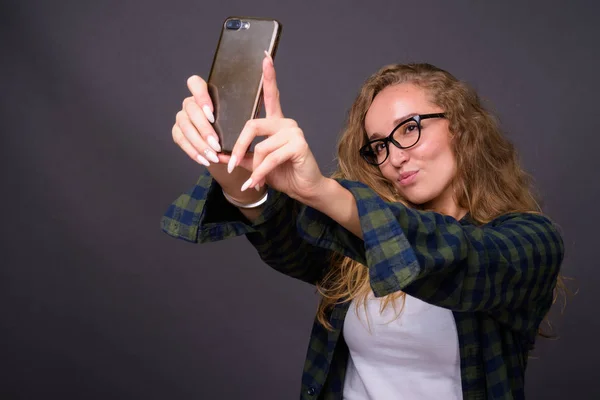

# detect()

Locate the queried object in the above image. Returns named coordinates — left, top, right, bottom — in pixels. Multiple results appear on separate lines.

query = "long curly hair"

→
left=316, top=63, right=566, bottom=334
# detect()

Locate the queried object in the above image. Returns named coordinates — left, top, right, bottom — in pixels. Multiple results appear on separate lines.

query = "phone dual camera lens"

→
left=225, top=19, right=242, bottom=30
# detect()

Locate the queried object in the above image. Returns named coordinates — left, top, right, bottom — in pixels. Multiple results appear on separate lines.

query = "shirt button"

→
left=307, top=387, right=316, bottom=396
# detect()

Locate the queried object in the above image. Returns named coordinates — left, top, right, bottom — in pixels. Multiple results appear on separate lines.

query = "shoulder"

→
left=487, top=212, right=559, bottom=232
left=479, top=212, right=564, bottom=252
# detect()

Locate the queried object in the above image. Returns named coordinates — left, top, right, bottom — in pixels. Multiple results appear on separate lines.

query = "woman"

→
left=162, top=55, right=564, bottom=399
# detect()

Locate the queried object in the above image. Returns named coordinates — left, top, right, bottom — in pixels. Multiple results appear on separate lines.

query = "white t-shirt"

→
left=342, top=292, right=462, bottom=399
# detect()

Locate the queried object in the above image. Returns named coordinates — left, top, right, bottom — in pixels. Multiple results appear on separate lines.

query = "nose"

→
left=387, top=143, right=408, bottom=167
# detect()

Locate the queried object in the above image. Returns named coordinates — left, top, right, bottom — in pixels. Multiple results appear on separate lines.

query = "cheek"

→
left=379, top=164, right=396, bottom=182
left=425, top=142, right=458, bottom=187
left=415, top=135, right=457, bottom=192
left=415, top=136, right=448, bottom=162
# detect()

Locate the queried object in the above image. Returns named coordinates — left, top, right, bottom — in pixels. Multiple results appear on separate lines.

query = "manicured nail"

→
left=207, top=136, right=221, bottom=152
left=263, top=50, right=273, bottom=64
left=204, top=149, right=219, bottom=163
left=227, top=155, right=237, bottom=174
left=196, top=154, right=210, bottom=167
left=241, top=177, right=253, bottom=192
left=202, top=105, right=215, bottom=123
left=255, top=184, right=260, bottom=191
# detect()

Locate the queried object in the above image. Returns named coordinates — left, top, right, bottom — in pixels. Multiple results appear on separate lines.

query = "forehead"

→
left=364, top=83, right=434, bottom=135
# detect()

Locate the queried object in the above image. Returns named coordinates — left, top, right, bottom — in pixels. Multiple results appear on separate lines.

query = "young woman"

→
left=163, top=55, right=564, bottom=399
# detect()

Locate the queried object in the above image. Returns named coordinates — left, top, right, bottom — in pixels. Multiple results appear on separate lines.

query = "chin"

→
left=396, top=180, right=452, bottom=210
left=397, top=189, right=435, bottom=207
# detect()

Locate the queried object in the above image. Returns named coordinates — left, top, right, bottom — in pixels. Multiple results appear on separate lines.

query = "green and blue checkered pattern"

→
left=162, top=170, right=564, bottom=400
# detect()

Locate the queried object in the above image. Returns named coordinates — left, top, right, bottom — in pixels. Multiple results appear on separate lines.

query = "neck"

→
left=436, top=203, right=468, bottom=220
left=423, top=187, right=467, bottom=220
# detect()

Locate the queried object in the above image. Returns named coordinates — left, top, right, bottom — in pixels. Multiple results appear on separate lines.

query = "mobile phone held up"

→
left=207, top=16, right=282, bottom=153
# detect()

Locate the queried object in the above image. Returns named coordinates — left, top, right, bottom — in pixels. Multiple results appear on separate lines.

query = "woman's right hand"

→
left=171, top=76, right=261, bottom=203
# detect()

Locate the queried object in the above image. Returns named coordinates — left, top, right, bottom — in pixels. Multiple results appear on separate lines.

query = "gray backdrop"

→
left=2, top=0, right=599, bottom=398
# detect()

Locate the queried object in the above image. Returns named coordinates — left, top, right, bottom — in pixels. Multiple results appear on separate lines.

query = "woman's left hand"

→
left=224, top=53, right=327, bottom=203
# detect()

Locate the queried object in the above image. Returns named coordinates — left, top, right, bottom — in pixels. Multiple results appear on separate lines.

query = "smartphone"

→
left=207, top=16, right=282, bottom=153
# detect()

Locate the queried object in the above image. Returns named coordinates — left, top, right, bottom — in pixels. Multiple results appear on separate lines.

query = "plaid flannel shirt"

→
left=161, top=170, right=564, bottom=400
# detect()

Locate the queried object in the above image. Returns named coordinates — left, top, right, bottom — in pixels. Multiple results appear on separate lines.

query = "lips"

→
left=400, top=171, right=418, bottom=180
left=398, top=170, right=418, bottom=185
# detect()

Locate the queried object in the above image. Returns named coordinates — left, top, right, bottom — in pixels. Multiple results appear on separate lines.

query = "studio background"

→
left=2, top=0, right=598, bottom=398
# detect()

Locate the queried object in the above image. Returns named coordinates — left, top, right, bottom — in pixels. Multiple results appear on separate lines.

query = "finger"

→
left=187, top=75, right=215, bottom=123
left=231, top=152, right=254, bottom=171
left=172, top=124, right=211, bottom=167
left=176, top=111, right=220, bottom=164
left=183, top=97, right=221, bottom=153
left=262, top=52, right=283, bottom=118
left=228, top=118, right=297, bottom=173
left=251, top=131, right=290, bottom=172
left=249, top=132, right=292, bottom=190
left=241, top=143, right=296, bottom=192
left=251, top=127, right=306, bottom=189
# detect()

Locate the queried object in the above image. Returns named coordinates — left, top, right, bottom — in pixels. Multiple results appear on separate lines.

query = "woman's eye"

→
left=372, top=142, right=387, bottom=153
left=404, top=124, right=418, bottom=134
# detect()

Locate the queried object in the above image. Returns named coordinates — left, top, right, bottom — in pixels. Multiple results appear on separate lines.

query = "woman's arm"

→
left=161, top=170, right=342, bottom=285
left=303, top=178, right=363, bottom=238
left=297, top=178, right=564, bottom=318
left=241, top=187, right=335, bottom=285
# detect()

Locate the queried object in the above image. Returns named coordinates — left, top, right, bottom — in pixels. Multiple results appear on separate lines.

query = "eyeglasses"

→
left=359, top=113, right=446, bottom=166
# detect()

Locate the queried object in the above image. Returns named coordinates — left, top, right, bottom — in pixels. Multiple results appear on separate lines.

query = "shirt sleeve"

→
left=296, top=179, right=565, bottom=318
left=160, top=170, right=339, bottom=284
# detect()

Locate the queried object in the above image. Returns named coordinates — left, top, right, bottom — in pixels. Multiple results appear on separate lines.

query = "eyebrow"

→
left=367, top=113, right=419, bottom=139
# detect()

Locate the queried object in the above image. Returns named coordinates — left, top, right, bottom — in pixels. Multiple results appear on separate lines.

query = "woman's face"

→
left=364, top=83, right=462, bottom=217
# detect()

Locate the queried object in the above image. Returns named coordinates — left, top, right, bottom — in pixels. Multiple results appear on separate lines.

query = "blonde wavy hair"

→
left=316, top=63, right=566, bottom=335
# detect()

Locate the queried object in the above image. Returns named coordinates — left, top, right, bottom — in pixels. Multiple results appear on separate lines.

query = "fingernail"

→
left=254, top=184, right=260, bottom=191
left=241, top=177, right=253, bottom=192
left=196, top=154, right=210, bottom=167
left=204, top=149, right=219, bottom=163
left=264, top=50, right=273, bottom=64
left=202, top=105, right=215, bottom=123
left=207, top=136, right=221, bottom=152
left=227, top=155, right=237, bottom=174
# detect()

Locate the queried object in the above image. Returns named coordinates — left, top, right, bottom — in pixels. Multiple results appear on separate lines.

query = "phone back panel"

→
left=207, top=17, right=281, bottom=153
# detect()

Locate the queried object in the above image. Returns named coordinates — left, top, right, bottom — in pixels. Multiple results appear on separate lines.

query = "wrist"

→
left=300, top=177, right=363, bottom=239
left=222, top=187, right=268, bottom=206
left=298, top=177, right=337, bottom=209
